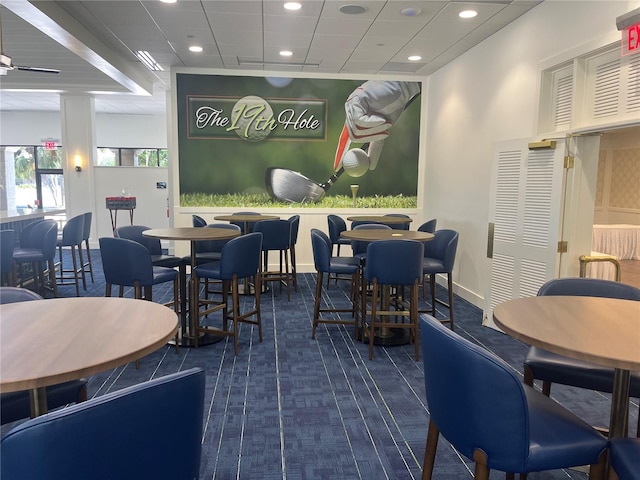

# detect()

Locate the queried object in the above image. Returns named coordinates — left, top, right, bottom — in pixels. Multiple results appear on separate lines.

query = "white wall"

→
left=422, top=0, right=639, bottom=307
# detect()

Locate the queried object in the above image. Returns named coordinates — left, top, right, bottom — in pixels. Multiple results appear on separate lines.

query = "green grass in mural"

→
left=181, top=193, right=417, bottom=208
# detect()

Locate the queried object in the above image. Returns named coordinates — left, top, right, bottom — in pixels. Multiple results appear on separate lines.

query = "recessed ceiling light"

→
left=159, top=0, right=177, bottom=3
left=189, top=45, right=203, bottom=53
left=279, top=50, right=293, bottom=57
left=339, top=4, right=367, bottom=15
left=284, top=2, right=301, bottom=10
left=401, top=7, right=421, bottom=17
left=459, top=10, right=478, bottom=19
left=408, top=55, right=422, bottom=61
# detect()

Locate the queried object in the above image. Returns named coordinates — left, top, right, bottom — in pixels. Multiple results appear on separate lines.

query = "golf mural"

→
left=177, top=74, right=421, bottom=207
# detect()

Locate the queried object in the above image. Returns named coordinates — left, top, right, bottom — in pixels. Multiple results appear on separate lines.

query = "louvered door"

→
left=483, top=139, right=566, bottom=329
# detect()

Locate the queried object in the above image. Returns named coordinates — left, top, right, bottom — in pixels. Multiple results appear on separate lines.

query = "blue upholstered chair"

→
left=0, top=286, right=87, bottom=425
left=231, top=211, right=261, bottom=234
left=12, top=219, right=58, bottom=297
left=417, top=218, right=437, bottom=234
left=0, top=368, right=205, bottom=480
left=421, top=228, right=458, bottom=330
left=192, top=214, right=207, bottom=227
left=99, top=237, right=179, bottom=311
left=56, top=213, right=86, bottom=296
left=609, top=437, right=640, bottom=480
left=80, top=211, right=94, bottom=283
left=253, top=219, right=293, bottom=301
left=288, top=215, right=300, bottom=291
left=419, top=314, right=608, bottom=479
left=385, top=213, right=411, bottom=230
left=327, top=214, right=350, bottom=257
left=187, top=223, right=242, bottom=266
left=0, top=229, right=16, bottom=286
left=193, top=232, right=263, bottom=353
left=363, top=239, right=423, bottom=360
left=524, top=277, right=640, bottom=436
left=310, top=229, right=360, bottom=339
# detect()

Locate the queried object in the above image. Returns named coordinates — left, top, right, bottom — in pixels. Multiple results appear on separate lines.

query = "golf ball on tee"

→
left=342, top=148, right=370, bottom=177
left=231, top=95, right=274, bottom=142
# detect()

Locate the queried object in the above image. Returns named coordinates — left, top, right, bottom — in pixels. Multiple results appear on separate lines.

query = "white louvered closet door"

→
left=483, top=139, right=566, bottom=329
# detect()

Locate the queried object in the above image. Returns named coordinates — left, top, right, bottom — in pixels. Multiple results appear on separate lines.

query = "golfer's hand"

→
left=344, top=81, right=421, bottom=143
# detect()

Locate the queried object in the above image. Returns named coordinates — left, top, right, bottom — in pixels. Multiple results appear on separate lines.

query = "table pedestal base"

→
left=170, top=331, right=225, bottom=348
left=360, top=327, right=411, bottom=346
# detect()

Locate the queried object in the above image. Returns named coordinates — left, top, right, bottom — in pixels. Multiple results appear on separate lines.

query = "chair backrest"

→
left=0, top=229, right=15, bottom=275
left=196, top=223, right=241, bottom=254
left=419, top=314, right=530, bottom=473
left=350, top=224, right=391, bottom=256
left=386, top=213, right=411, bottom=230
left=99, top=237, right=154, bottom=286
left=82, top=211, right=92, bottom=242
left=219, top=232, right=262, bottom=280
left=19, top=220, right=43, bottom=247
left=538, top=277, right=640, bottom=300
left=0, top=286, right=43, bottom=304
left=0, top=368, right=205, bottom=480
left=59, top=214, right=85, bottom=245
left=253, top=219, right=291, bottom=251
left=310, top=228, right=332, bottom=273
left=351, top=220, right=382, bottom=229
left=192, top=215, right=207, bottom=227
left=364, top=240, right=423, bottom=285
left=418, top=218, right=437, bottom=234
left=327, top=214, right=346, bottom=244
left=288, top=215, right=300, bottom=245
left=22, top=220, right=58, bottom=260
left=113, top=225, right=162, bottom=256
left=423, top=229, right=458, bottom=272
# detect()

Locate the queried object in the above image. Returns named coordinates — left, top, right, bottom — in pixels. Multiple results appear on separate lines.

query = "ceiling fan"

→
left=0, top=11, right=59, bottom=74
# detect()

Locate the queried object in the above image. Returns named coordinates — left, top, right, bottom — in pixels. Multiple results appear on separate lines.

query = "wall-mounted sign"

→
left=43, top=141, right=57, bottom=150
left=621, top=22, right=640, bottom=56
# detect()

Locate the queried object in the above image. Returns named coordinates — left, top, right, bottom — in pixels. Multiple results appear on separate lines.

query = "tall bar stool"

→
left=12, top=220, right=58, bottom=297
left=362, top=239, right=423, bottom=360
left=56, top=213, right=86, bottom=296
left=421, top=229, right=458, bottom=330
left=253, top=219, right=293, bottom=301
left=0, top=230, right=16, bottom=286
left=310, top=229, right=360, bottom=339
left=80, top=211, right=94, bottom=283
left=288, top=215, right=300, bottom=292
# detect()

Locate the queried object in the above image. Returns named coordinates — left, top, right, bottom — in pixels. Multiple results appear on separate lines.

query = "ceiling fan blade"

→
left=15, top=65, right=60, bottom=74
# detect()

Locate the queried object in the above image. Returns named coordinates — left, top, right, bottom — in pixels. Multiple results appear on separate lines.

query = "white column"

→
left=60, top=94, right=96, bottom=221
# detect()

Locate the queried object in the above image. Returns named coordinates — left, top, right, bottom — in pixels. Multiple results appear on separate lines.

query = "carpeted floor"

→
left=7, top=249, right=637, bottom=479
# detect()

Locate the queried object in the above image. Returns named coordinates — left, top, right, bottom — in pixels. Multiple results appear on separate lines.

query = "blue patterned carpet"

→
left=10, top=249, right=638, bottom=479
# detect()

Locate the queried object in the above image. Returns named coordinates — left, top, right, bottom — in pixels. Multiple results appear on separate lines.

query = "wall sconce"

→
left=74, top=154, right=82, bottom=172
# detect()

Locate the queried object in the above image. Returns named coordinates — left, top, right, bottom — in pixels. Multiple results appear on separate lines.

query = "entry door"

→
left=483, top=138, right=566, bottom=329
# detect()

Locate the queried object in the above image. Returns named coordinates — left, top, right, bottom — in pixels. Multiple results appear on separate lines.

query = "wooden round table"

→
left=346, top=215, right=413, bottom=226
left=493, top=295, right=640, bottom=439
left=341, top=229, right=432, bottom=242
left=143, top=227, right=241, bottom=347
left=213, top=214, right=280, bottom=234
left=0, top=297, right=178, bottom=416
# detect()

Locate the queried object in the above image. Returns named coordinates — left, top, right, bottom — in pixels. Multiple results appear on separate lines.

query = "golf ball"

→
left=231, top=95, right=274, bottom=142
left=342, top=148, right=370, bottom=177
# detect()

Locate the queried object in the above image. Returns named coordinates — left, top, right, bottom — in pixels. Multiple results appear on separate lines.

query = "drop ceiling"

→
left=0, top=0, right=542, bottom=115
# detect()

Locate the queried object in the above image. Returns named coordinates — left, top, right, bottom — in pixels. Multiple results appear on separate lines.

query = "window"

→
left=96, top=148, right=168, bottom=167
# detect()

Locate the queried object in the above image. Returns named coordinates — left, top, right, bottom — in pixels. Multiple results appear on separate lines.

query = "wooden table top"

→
left=493, top=296, right=640, bottom=371
left=346, top=215, right=413, bottom=225
left=341, top=229, right=433, bottom=242
left=143, top=227, right=241, bottom=241
left=213, top=214, right=280, bottom=223
left=0, top=297, right=178, bottom=393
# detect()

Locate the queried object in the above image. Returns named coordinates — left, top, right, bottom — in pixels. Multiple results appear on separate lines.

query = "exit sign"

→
left=44, top=141, right=57, bottom=150
left=622, top=22, right=640, bottom=56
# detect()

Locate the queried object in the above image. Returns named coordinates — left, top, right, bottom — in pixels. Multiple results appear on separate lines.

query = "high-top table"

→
left=493, top=296, right=640, bottom=439
left=0, top=297, right=178, bottom=417
left=213, top=214, right=280, bottom=235
left=143, top=227, right=241, bottom=347
left=346, top=215, right=413, bottom=227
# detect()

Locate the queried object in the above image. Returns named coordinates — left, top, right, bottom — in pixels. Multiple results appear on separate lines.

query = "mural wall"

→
left=177, top=74, right=421, bottom=207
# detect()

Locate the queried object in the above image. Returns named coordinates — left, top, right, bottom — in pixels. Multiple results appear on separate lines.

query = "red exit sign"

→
left=44, top=141, right=57, bottom=150
left=622, top=22, right=640, bottom=56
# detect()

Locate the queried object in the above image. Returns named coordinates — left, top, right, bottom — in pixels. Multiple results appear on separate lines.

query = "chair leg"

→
left=421, top=419, right=439, bottom=480
left=411, top=282, right=420, bottom=361
left=369, top=280, right=378, bottom=361
left=472, top=450, right=491, bottom=480
left=84, top=240, right=94, bottom=282
left=447, top=273, right=455, bottom=330
left=430, top=275, right=436, bottom=316
left=312, top=272, right=323, bottom=339
left=76, top=244, right=87, bottom=290
left=231, top=278, right=240, bottom=355
left=588, top=450, right=607, bottom=480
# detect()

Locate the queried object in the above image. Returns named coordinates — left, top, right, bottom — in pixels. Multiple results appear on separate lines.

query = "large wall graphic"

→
left=177, top=74, right=421, bottom=207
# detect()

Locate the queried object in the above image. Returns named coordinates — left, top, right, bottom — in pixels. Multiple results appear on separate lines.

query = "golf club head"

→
left=266, top=168, right=327, bottom=203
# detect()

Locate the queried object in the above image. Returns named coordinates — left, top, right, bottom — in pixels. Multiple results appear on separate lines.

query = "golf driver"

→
left=265, top=166, right=345, bottom=203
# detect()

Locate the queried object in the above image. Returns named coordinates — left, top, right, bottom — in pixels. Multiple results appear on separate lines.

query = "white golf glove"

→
left=335, top=81, right=421, bottom=171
